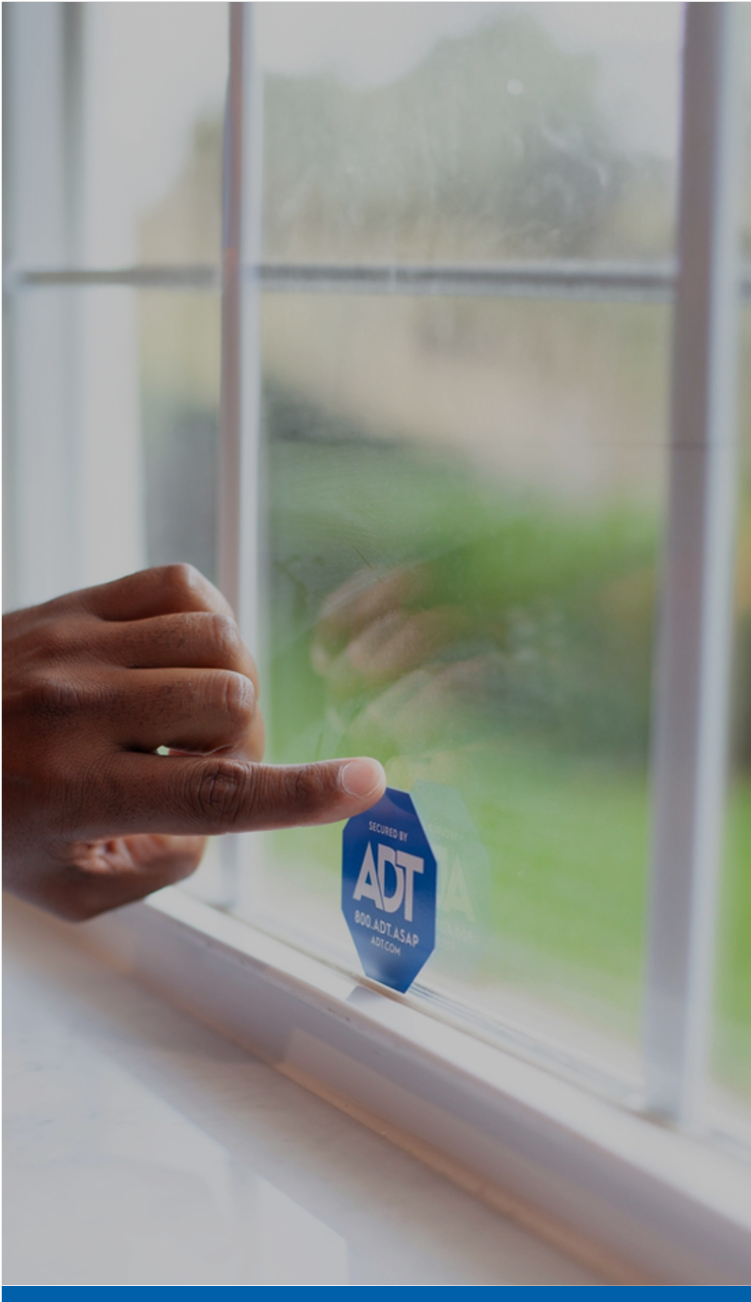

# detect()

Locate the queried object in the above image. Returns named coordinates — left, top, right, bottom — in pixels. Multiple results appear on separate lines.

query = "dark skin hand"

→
left=2, top=564, right=386, bottom=921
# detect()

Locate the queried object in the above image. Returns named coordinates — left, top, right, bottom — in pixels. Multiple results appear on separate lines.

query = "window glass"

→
left=259, top=2, right=680, bottom=264
left=239, top=5, right=683, bottom=1070
left=5, top=282, right=220, bottom=599
left=6, top=286, right=146, bottom=603
left=140, top=291, right=220, bottom=584
left=239, top=292, right=668, bottom=1066
left=82, top=2, right=227, bottom=267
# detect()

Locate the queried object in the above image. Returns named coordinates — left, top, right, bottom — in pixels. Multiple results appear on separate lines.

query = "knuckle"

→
left=162, top=611, right=196, bottom=651
left=209, top=613, right=243, bottom=665
left=190, top=761, right=247, bottom=828
left=289, top=763, right=331, bottom=817
left=217, top=669, right=255, bottom=723
left=160, top=563, right=204, bottom=604
left=25, top=672, right=86, bottom=720
left=36, top=618, right=76, bottom=661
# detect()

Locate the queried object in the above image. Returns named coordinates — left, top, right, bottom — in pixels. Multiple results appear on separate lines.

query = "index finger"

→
left=81, top=752, right=387, bottom=839
left=78, top=565, right=234, bottom=623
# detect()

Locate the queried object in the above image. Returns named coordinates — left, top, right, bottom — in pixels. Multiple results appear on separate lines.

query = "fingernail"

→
left=340, top=758, right=386, bottom=800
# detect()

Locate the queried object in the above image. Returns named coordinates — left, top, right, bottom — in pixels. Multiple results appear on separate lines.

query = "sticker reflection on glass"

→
left=412, top=781, right=491, bottom=982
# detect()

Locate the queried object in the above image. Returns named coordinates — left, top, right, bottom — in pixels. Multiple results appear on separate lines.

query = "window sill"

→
left=81, top=887, right=751, bottom=1286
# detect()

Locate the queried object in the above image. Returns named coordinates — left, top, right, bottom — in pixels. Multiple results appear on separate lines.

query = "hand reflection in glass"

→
left=311, top=563, right=505, bottom=761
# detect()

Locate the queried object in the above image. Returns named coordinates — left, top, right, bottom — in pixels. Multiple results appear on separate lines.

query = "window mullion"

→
left=644, top=2, right=743, bottom=1124
left=218, top=1, right=263, bottom=904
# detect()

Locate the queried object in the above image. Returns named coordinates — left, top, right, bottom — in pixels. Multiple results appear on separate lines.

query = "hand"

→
left=3, top=564, right=385, bottom=920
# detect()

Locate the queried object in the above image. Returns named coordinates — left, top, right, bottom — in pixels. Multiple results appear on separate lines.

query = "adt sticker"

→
left=342, top=787, right=437, bottom=993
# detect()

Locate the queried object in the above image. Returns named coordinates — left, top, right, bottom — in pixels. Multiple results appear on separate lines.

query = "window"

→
left=225, top=0, right=750, bottom=1130
left=4, top=2, right=751, bottom=1281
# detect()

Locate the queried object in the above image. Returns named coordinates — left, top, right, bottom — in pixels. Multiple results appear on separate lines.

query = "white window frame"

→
left=4, top=2, right=751, bottom=1283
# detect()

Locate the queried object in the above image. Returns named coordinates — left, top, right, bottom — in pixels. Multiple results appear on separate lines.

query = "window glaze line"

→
left=9, top=261, right=751, bottom=303
left=257, top=259, right=681, bottom=301
left=5, top=265, right=221, bottom=290
left=644, top=2, right=743, bottom=1125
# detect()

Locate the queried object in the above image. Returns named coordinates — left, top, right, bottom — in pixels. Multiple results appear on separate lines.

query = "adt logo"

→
left=342, top=787, right=437, bottom=993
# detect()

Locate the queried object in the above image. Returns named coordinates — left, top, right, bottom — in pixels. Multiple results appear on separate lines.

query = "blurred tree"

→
left=263, top=11, right=630, bottom=261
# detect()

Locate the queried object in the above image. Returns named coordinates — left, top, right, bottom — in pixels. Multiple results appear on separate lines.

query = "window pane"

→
left=82, top=3, right=227, bottom=266
left=259, top=2, right=680, bottom=265
left=5, top=286, right=146, bottom=603
left=239, top=291, right=670, bottom=1071
left=141, top=292, right=220, bottom=584
left=5, top=284, right=219, bottom=596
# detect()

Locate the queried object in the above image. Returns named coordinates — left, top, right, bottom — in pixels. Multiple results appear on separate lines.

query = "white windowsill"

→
left=5, top=894, right=599, bottom=1286
left=73, top=884, right=751, bottom=1287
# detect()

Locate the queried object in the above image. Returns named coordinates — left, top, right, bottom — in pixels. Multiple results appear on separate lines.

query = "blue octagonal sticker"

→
left=342, top=787, right=437, bottom=993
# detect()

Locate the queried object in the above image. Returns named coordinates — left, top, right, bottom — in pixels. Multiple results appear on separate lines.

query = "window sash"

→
left=221, top=1, right=745, bottom=1128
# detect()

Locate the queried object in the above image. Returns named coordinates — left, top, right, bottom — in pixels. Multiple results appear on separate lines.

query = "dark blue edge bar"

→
left=1, top=1288, right=729, bottom=1296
